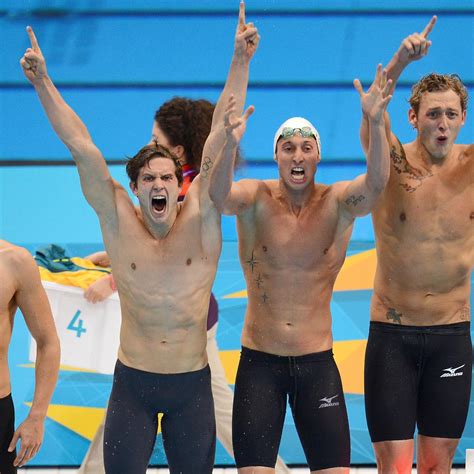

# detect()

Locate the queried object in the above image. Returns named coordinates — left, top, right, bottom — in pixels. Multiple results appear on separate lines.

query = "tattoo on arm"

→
left=345, top=194, right=366, bottom=206
left=386, top=307, right=403, bottom=324
left=200, top=156, right=213, bottom=179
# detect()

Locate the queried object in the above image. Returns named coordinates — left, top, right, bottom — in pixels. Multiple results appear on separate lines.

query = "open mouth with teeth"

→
left=290, top=167, right=306, bottom=183
left=151, top=195, right=167, bottom=215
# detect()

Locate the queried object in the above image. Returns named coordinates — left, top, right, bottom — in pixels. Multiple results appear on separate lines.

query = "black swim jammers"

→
left=365, top=321, right=472, bottom=442
left=232, top=346, right=350, bottom=470
left=0, top=394, right=16, bottom=474
left=104, top=360, right=215, bottom=474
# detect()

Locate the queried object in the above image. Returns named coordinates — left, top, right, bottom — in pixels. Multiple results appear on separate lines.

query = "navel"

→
left=399, top=212, right=406, bottom=222
left=186, top=258, right=192, bottom=266
left=131, top=262, right=136, bottom=270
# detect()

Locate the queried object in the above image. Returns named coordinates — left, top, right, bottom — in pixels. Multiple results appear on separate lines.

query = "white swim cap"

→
left=273, top=117, right=321, bottom=159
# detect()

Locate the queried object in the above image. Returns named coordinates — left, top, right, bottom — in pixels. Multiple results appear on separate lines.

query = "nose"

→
left=293, top=150, right=304, bottom=163
left=438, top=114, right=448, bottom=131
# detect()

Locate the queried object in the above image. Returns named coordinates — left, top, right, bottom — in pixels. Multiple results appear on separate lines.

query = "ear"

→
left=408, top=108, right=418, bottom=129
left=461, top=109, right=467, bottom=126
left=129, top=181, right=138, bottom=196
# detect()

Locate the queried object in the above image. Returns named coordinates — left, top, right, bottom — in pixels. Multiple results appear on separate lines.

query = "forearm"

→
left=212, top=56, right=250, bottom=129
left=33, top=75, right=92, bottom=153
left=384, top=52, right=410, bottom=97
left=209, top=140, right=237, bottom=211
left=29, top=336, right=60, bottom=419
left=365, top=119, right=390, bottom=193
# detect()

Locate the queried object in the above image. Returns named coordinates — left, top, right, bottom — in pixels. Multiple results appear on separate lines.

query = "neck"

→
left=139, top=206, right=178, bottom=240
left=415, top=138, right=452, bottom=168
left=278, top=180, right=315, bottom=215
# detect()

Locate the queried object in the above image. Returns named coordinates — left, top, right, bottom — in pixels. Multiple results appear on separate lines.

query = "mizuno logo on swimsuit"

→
left=318, top=395, right=339, bottom=408
left=440, top=364, right=465, bottom=378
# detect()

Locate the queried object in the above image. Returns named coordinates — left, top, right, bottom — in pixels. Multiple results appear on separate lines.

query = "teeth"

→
left=152, top=196, right=166, bottom=202
left=291, top=167, right=304, bottom=175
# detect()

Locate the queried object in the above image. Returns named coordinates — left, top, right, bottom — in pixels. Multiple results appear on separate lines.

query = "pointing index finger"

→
left=421, top=15, right=437, bottom=38
left=238, top=1, right=246, bottom=28
left=26, top=26, right=41, bottom=52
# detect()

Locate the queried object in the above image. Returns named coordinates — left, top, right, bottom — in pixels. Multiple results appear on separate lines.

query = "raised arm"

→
left=209, top=95, right=257, bottom=215
left=8, top=249, right=60, bottom=467
left=211, top=1, right=260, bottom=130
left=20, top=26, right=116, bottom=218
left=360, top=16, right=437, bottom=152
left=339, top=65, right=392, bottom=219
left=194, top=3, right=259, bottom=208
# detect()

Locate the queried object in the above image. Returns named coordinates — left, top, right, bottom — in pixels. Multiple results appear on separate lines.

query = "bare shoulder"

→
left=458, top=143, right=474, bottom=162
left=326, top=180, right=349, bottom=200
left=0, top=241, right=37, bottom=286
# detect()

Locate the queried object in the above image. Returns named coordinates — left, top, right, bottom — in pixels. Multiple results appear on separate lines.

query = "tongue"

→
left=153, top=200, right=166, bottom=212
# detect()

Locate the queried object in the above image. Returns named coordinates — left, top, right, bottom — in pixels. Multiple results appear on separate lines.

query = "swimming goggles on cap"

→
left=279, top=126, right=315, bottom=140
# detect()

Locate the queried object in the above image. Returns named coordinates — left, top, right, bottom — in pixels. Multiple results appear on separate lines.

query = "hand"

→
left=396, top=16, right=437, bottom=65
left=8, top=416, right=44, bottom=467
left=20, top=26, right=47, bottom=84
left=83, top=275, right=115, bottom=303
left=85, top=251, right=110, bottom=267
left=223, top=94, right=254, bottom=146
left=234, top=1, right=260, bottom=61
left=354, top=64, right=393, bottom=123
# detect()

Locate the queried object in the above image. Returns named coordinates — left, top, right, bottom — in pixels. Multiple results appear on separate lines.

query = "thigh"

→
left=0, top=395, right=16, bottom=474
left=418, top=331, right=472, bottom=438
left=161, top=366, right=216, bottom=474
left=232, top=352, right=287, bottom=468
left=104, top=361, right=157, bottom=474
left=364, top=326, right=418, bottom=442
left=292, top=356, right=350, bottom=470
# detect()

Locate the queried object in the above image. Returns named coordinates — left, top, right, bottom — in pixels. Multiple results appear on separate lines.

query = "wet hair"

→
left=126, top=143, right=183, bottom=187
left=409, top=73, right=469, bottom=114
left=154, top=97, right=243, bottom=168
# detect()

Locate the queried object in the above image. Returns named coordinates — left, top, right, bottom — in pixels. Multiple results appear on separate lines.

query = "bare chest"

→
left=379, top=169, right=473, bottom=242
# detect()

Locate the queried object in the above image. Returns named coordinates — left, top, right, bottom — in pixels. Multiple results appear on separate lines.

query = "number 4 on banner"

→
left=67, top=310, right=87, bottom=338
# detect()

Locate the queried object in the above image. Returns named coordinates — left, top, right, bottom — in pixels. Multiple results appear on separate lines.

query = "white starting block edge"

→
left=467, top=449, right=474, bottom=474
left=29, top=280, right=121, bottom=374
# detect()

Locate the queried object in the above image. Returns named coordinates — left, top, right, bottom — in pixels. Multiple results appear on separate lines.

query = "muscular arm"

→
left=340, top=65, right=392, bottom=218
left=197, top=2, right=259, bottom=209
left=360, top=16, right=437, bottom=153
left=21, top=27, right=116, bottom=219
left=209, top=96, right=257, bottom=215
left=8, top=248, right=60, bottom=467
left=211, top=1, right=259, bottom=130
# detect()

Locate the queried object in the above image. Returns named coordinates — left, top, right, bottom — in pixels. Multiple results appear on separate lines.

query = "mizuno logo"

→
left=318, top=395, right=339, bottom=408
left=440, top=365, right=465, bottom=378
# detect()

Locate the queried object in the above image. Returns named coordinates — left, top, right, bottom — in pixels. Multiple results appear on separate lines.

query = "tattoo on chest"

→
left=345, top=194, right=366, bottom=206
left=386, top=307, right=403, bottom=324
left=200, top=156, right=213, bottom=179
left=391, top=146, right=433, bottom=193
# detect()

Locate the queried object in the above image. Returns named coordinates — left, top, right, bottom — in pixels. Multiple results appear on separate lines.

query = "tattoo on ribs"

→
left=255, top=273, right=264, bottom=289
left=391, top=146, right=433, bottom=193
left=200, top=156, right=213, bottom=178
left=386, top=307, right=403, bottom=324
left=246, top=251, right=258, bottom=273
left=345, top=194, right=366, bottom=206
left=456, top=306, right=470, bottom=321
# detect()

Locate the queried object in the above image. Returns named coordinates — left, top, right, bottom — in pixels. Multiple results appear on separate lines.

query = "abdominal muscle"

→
left=241, top=271, right=335, bottom=356
left=117, top=288, right=210, bottom=374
